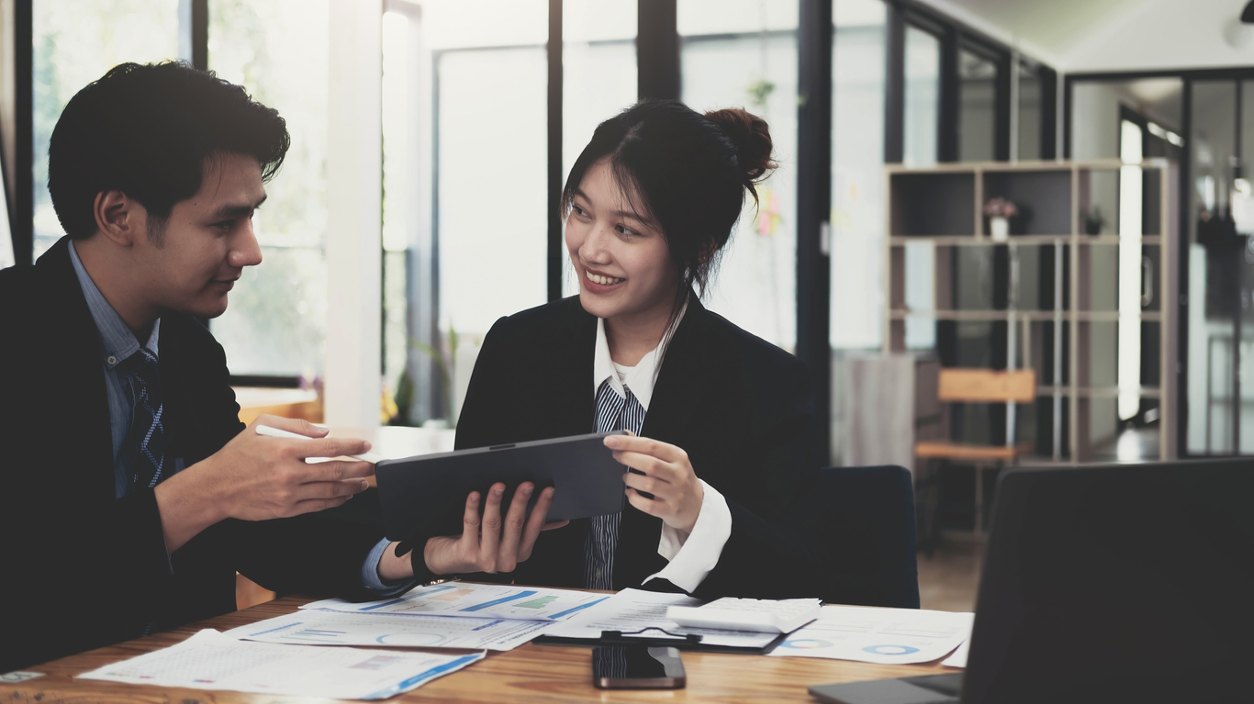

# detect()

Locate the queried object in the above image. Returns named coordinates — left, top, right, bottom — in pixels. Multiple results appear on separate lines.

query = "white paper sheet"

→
left=305, top=581, right=609, bottom=622
left=542, top=588, right=779, bottom=649
left=768, top=605, right=973, bottom=665
left=942, top=636, right=971, bottom=668
left=226, top=608, right=552, bottom=651
left=78, top=629, right=483, bottom=700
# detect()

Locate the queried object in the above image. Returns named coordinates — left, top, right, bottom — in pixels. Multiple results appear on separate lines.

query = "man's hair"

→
left=48, top=61, right=290, bottom=240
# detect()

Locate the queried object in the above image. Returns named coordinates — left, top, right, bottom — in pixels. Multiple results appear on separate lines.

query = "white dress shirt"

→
left=592, top=304, right=733, bottom=593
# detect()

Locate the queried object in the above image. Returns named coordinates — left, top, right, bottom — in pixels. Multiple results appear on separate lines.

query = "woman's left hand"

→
left=604, top=433, right=704, bottom=535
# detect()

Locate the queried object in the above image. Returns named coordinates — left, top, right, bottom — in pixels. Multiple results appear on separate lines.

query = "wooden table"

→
left=1, top=597, right=952, bottom=703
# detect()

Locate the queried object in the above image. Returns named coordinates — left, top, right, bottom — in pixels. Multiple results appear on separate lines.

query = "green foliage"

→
left=747, top=78, right=776, bottom=108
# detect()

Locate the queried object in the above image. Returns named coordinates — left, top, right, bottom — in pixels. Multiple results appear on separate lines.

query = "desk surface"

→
left=1, top=596, right=952, bottom=703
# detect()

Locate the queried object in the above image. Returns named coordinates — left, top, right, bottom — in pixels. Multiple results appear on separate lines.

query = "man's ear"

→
left=93, top=190, right=139, bottom=246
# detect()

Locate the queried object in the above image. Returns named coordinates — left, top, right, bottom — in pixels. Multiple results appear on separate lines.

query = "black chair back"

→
left=805, top=465, right=920, bottom=608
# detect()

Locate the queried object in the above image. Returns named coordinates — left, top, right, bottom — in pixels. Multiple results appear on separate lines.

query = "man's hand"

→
left=154, top=414, right=374, bottom=551
left=422, top=482, right=567, bottom=576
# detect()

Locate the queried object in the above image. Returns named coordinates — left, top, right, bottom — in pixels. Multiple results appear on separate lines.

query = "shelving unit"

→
left=884, top=160, right=1178, bottom=463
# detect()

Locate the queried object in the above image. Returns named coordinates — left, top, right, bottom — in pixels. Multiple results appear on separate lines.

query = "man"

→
left=0, top=61, right=391, bottom=671
left=0, top=61, right=556, bottom=672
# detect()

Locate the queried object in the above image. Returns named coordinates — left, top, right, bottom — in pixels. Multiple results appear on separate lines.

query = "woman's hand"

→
left=423, top=482, right=567, bottom=576
left=604, top=434, right=704, bottom=535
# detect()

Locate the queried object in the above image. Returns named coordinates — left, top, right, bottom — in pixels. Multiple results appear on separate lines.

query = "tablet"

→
left=374, top=431, right=627, bottom=540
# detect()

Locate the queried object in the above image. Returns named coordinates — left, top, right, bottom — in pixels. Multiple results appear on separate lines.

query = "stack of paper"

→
left=79, top=629, right=483, bottom=700
left=77, top=582, right=613, bottom=699
left=232, top=582, right=611, bottom=652
left=543, top=588, right=782, bottom=649
left=767, top=605, right=974, bottom=665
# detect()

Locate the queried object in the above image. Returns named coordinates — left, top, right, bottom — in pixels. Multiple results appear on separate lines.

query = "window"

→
left=830, top=0, right=886, bottom=350
left=1017, top=60, right=1043, bottom=161
left=384, top=0, right=548, bottom=425
left=208, top=0, right=331, bottom=379
left=382, top=3, right=426, bottom=420
left=902, top=26, right=940, bottom=167
left=902, top=26, right=940, bottom=349
left=561, top=0, right=637, bottom=297
left=679, top=0, right=799, bottom=351
left=32, top=0, right=180, bottom=259
left=958, top=47, right=997, bottom=162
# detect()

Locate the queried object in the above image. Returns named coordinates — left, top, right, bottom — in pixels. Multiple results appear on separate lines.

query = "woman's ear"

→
left=93, top=190, right=139, bottom=246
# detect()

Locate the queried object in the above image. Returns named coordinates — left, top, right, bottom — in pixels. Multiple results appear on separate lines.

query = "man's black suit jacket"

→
left=0, top=238, right=382, bottom=671
left=455, top=295, right=822, bottom=599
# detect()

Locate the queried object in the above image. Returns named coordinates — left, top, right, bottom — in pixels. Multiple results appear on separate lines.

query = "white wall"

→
left=923, top=0, right=1254, bottom=74
left=1067, top=0, right=1254, bottom=73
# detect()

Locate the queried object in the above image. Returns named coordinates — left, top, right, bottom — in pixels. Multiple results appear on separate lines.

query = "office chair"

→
left=805, top=464, right=920, bottom=609
left=914, top=368, right=1036, bottom=546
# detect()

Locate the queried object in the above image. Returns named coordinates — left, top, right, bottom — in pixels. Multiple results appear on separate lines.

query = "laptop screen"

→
left=962, top=460, right=1254, bottom=703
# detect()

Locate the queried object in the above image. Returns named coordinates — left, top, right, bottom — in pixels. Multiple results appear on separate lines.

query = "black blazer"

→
left=0, top=238, right=383, bottom=671
left=455, top=295, right=822, bottom=599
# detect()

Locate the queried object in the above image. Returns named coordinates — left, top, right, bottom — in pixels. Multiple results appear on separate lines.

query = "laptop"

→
left=810, top=459, right=1254, bottom=704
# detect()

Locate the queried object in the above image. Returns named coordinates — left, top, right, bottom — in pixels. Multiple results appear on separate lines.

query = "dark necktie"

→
left=585, top=379, right=646, bottom=589
left=124, top=347, right=168, bottom=491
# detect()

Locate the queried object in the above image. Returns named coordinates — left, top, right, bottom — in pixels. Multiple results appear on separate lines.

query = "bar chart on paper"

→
left=303, top=582, right=611, bottom=622
left=226, top=610, right=552, bottom=651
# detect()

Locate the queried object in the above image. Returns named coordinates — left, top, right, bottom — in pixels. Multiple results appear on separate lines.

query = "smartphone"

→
left=591, top=645, right=686, bottom=689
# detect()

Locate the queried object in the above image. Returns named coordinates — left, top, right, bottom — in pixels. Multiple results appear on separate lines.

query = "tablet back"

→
left=375, top=431, right=626, bottom=540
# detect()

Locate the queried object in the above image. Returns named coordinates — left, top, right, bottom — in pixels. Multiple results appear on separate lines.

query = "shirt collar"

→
left=592, top=300, right=688, bottom=411
left=68, top=241, right=161, bottom=370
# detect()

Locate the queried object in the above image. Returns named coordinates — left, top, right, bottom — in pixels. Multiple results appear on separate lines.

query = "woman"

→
left=411, top=100, right=821, bottom=599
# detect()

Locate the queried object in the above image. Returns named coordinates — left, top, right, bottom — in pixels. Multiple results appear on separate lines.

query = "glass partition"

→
left=32, top=0, right=180, bottom=259
left=680, top=0, right=799, bottom=351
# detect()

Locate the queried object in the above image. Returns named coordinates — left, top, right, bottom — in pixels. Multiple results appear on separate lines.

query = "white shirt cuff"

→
left=645, top=478, right=732, bottom=593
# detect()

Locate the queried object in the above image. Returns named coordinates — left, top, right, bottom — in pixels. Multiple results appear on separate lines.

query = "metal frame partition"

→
left=2, top=0, right=1055, bottom=450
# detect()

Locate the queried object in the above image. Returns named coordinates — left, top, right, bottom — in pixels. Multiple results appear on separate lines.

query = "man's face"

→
left=131, top=152, right=265, bottom=319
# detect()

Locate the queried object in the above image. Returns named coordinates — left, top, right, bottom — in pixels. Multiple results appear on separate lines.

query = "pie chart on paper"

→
left=862, top=644, right=921, bottom=656
left=779, top=638, right=834, bottom=650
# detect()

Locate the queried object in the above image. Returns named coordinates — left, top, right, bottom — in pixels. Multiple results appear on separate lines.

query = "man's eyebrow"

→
left=209, top=195, right=267, bottom=219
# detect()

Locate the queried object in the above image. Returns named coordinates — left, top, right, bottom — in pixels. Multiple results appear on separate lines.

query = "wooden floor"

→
left=917, top=536, right=983, bottom=613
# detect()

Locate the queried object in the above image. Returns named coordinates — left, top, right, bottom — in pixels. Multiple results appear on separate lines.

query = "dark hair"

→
left=562, top=99, right=776, bottom=310
left=48, top=61, right=290, bottom=240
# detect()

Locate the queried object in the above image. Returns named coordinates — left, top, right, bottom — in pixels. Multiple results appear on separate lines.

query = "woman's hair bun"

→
left=704, top=107, right=777, bottom=182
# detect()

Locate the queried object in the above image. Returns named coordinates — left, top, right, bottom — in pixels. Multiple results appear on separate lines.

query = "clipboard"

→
left=375, top=431, right=627, bottom=540
left=536, top=627, right=786, bottom=654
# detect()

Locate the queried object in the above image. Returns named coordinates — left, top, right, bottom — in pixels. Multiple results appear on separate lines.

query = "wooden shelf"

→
left=890, top=309, right=1061, bottom=321
left=886, top=159, right=1178, bottom=463
left=888, top=234, right=1163, bottom=245
left=890, top=309, right=1161, bottom=322
left=1077, top=235, right=1163, bottom=245
left=1072, top=312, right=1164, bottom=322
left=1037, top=386, right=1163, bottom=398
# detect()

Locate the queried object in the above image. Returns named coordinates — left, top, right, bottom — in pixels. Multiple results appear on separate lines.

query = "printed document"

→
left=542, top=588, right=778, bottom=649
left=304, top=581, right=609, bottom=622
left=768, top=605, right=973, bottom=664
left=226, top=608, right=551, bottom=651
left=78, top=629, right=483, bottom=700
left=942, top=635, right=972, bottom=668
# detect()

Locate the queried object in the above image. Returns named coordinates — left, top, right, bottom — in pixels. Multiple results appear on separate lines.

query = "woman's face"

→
left=565, top=158, right=680, bottom=332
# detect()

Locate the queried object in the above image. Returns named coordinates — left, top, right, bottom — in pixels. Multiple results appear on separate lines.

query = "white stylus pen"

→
left=255, top=424, right=383, bottom=464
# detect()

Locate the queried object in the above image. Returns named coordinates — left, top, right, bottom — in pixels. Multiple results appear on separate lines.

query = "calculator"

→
left=666, top=597, right=822, bottom=634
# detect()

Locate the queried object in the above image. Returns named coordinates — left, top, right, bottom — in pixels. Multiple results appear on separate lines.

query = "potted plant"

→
left=983, top=197, right=1017, bottom=241
left=1083, top=205, right=1107, bottom=235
